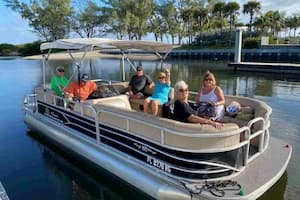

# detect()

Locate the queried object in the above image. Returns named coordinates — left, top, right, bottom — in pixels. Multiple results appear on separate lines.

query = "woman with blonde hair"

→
left=143, top=68, right=171, bottom=116
left=195, top=70, right=225, bottom=121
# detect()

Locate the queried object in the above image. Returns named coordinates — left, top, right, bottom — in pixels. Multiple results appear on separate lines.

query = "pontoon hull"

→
left=24, top=110, right=292, bottom=200
left=24, top=112, right=192, bottom=200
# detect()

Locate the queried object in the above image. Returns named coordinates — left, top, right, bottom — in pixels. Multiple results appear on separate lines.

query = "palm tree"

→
left=181, top=7, right=195, bottom=44
left=271, top=11, right=285, bottom=38
left=225, top=2, right=240, bottom=34
left=243, top=0, right=261, bottom=36
left=160, top=0, right=181, bottom=44
left=288, top=14, right=300, bottom=40
left=212, top=2, right=226, bottom=33
left=225, top=2, right=240, bottom=46
left=193, top=6, right=208, bottom=43
left=253, top=14, right=270, bottom=34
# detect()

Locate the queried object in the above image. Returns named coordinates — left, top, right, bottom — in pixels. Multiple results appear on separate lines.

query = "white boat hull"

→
left=24, top=110, right=292, bottom=200
left=24, top=112, right=192, bottom=200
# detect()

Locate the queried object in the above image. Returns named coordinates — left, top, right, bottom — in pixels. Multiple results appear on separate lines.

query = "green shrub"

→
left=0, top=43, right=18, bottom=56
left=18, top=41, right=42, bottom=56
left=243, top=38, right=260, bottom=49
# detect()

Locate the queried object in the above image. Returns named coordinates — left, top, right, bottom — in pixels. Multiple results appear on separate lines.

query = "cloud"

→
left=261, top=0, right=300, bottom=15
left=224, top=0, right=300, bottom=23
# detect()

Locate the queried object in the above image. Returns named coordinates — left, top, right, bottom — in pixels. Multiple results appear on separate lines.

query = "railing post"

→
left=95, top=110, right=100, bottom=144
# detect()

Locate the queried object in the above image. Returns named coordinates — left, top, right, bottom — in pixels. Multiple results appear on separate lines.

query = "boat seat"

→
left=129, top=88, right=174, bottom=116
left=222, top=96, right=270, bottom=147
left=109, top=82, right=129, bottom=94
left=86, top=94, right=131, bottom=110
left=73, top=95, right=131, bottom=118
left=223, top=96, right=269, bottom=130
left=95, top=105, right=241, bottom=150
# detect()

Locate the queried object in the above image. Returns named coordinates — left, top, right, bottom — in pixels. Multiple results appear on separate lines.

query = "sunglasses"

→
left=58, top=69, right=64, bottom=72
left=137, top=69, right=142, bottom=71
left=158, top=76, right=166, bottom=79
left=179, top=88, right=188, bottom=93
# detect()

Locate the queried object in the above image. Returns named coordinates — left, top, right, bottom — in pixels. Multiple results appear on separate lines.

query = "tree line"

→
left=4, top=0, right=300, bottom=46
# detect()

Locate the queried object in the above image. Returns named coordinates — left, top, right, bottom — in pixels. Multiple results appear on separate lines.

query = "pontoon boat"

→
left=23, top=38, right=292, bottom=200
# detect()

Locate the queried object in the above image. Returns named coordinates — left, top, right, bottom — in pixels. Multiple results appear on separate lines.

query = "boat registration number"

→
left=146, top=156, right=171, bottom=173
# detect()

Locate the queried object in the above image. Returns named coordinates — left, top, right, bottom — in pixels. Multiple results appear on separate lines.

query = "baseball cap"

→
left=136, top=66, right=143, bottom=71
left=81, top=73, right=89, bottom=82
left=56, top=66, right=64, bottom=72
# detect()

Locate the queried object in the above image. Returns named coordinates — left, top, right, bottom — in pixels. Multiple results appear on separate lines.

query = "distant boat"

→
left=23, top=38, right=292, bottom=200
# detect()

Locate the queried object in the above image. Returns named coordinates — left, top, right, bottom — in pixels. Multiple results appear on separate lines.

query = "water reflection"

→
left=258, top=171, right=288, bottom=200
left=43, top=58, right=300, bottom=100
left=27, top=131, right=152, bottom=200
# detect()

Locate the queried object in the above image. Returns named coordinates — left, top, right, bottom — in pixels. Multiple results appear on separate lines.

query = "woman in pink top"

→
left=195, top=71, right=225, bottom=121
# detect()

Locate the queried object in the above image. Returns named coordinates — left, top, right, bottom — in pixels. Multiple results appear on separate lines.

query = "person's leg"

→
left=143, top=98, right=151, bottom=113
left=151, top=100, right=160, bottom=116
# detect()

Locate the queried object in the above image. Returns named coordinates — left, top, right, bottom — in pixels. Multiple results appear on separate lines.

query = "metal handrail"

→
left=96, top=107, right=244, bottom=138
left=99, top=123, right=243, bottom=172
left=33, top=90, right=270, bottom=168
left=99, top=133, right=240, bottom=174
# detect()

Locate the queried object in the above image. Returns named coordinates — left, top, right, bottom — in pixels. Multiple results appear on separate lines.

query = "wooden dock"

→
left=228, top=62, right=300, bottom=74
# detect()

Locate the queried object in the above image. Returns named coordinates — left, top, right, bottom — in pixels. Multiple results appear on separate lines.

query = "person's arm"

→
left=146, top=75, right=155, bottom=90
left=92, top=81, right=97, bottom=91
left=128, top=77, right=135, bottom=95
left=165, top=68, right=171, bottom=85
left=127, top=85, right=134, bottom=96
left=148, top=81, right=155, bottom=90
left=50, top=77, right=55, bottom=90
left=195, top=89, right=201, bottom=104
left=64, top=83, right=76, bottom=100
left=188, top=114, right=223, bottom=129
left=213, top=86, right=225, bottom=106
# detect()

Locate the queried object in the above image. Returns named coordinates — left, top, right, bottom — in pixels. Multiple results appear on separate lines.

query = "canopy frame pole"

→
left=119, top=50, right=171, bottom=81
left=154, top=51, right=171, bottom=60
left=42, top=49, right=52, bottom=90
left=66, top=48, right=89, bottom=102
left=155, top=52, right=163, bottom=60
left=121, top=54, right=126, bottom=81
left=163, top=52, right=170, bottom=60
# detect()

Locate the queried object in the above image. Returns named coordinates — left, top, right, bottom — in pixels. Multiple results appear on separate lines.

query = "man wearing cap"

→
left=128, top=66, right=154, bottom=99
left=143, top=68, right=171, bottom=116
left=65, top=73, right=97, bottom=101
left=51, top=66, right=68, bottom=96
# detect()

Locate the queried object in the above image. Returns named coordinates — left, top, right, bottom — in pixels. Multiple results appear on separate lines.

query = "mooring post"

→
left=234, top=26, right=247, bottom=63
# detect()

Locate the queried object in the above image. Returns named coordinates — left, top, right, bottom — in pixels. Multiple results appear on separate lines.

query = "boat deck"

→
left=197, top=137, right=292, bottom=200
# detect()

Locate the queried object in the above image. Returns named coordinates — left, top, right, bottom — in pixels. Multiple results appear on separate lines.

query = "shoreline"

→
left=24, top=51, right=161, bottom=61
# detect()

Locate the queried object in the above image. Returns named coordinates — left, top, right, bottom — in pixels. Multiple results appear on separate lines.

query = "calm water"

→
left=0, top=57, right=299, bottom=200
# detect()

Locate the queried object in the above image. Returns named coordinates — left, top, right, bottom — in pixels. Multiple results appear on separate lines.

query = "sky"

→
left=0, top=0, right=300, bottom=45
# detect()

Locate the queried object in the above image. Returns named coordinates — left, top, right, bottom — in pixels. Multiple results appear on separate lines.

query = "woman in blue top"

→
left=143, top=68, right=171, bottom=116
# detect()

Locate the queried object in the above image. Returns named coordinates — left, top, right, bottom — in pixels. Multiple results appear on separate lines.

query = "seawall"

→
left=170, top=45, right=300, bottom=62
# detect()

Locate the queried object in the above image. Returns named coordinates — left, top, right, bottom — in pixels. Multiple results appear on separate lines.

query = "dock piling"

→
left=234, top=26, right=247, bottom=63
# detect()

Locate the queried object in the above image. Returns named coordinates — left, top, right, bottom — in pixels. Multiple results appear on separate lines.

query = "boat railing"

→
left=30, top=89, right=270, bottom=166
left=23, top=94, right=37, bottom=112
left=93, top=106, right=250, bottom=152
